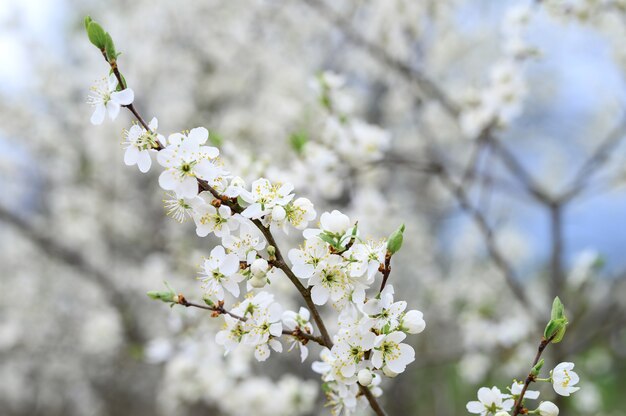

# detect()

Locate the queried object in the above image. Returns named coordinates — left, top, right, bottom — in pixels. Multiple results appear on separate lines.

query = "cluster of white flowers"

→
left=542, top=0, right=626, bottom=21
left=87, top=66, right=426, bottom=414
left=459, top=4, right=538, bottom=138
left=282, top=71, right=391, bottom=199
left=467, top=362, right=581, bottom=415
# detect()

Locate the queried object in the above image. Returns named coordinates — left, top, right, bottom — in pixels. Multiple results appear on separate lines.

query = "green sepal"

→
left=104, top=32, right=117, bottom=62
left=86, top=21, right=107, bottom=49
left=544, top=317, right=568, bottom=343
left=318, top=232, right=341, bottom=250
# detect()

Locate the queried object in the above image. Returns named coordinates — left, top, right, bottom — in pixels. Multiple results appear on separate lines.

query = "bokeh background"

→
left=1, top=0, right=626, bottom=415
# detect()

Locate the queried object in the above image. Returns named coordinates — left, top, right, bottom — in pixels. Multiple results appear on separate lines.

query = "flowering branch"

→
left=466, top=297, right=578, bottom=416
left=174, top=294, right=327, bottom=346
left=82, top=16, right=429, bottom=416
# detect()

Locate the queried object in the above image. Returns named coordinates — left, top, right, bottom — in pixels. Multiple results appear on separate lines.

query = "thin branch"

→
left=511, top=334, right=556, bottom=416
left=177, top=297, right=326, bottom=346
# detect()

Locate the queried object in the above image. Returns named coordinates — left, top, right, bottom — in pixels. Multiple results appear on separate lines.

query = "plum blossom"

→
left=331, top=330, right=377, bottom=380
left=362, top=285, right=406, bottom=331
left=508, top=381, right=539, bottom=400
left=466, top=386, right=514, bottom=415
left=282, top=307, right=314, bottom=362
left=199, top=245, right=243, bottom=301
left=191, top=194, right=239, bottom=237
left=123, top=117, right=163, bottom=172
left=343, top=240, right=386, bottom=281
left=157, top=127, right=222, bottom=198
left=308, top=255, right=351, bottom=306
left=240, top=178, right=294, bottom=221
left=222, top=222, right=266, bottom=264
left=552, top=362, right=580, bottom=396
left=288, top=238, right=331, bottom=280
left=371, top=331, right=415, bottom=375
left=88, top=74, right=134, bottom=125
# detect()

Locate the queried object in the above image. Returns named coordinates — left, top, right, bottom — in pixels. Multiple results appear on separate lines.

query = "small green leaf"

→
left=147, top=290, right=176, bottom=303
left=386, top=224, right=405, bottom=255
left=544, top=317, right=568, bottom=343
left=550, top=296, right=565, bottom=321
left=147, top=281, right=177, bottom=303
left=86, top=21, right=107, bottom=49
left=104, top=32, right=117, bottom=62
left=531, top=358, right=545, bottom=377
left=84, top=16, right=93, bottom=31
left=290, top=131, right=308, bottom=155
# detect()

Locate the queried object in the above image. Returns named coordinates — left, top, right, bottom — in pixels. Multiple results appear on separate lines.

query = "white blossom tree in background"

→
left=1, top=0, right=626, bottom=415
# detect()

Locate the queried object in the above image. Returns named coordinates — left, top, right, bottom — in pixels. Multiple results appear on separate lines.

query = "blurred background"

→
left=1, top=0, right=626, bottom=415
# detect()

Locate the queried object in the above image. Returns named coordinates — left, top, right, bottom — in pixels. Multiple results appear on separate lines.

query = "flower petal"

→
left=111, top=88, right=134, bottom=105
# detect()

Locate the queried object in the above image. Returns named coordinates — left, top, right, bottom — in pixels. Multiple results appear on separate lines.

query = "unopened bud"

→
left=358, top=369, right=373, bottom=386
left=386, top=224, right=405, bottom=255
left=251, top=258, right=269, bottom=277
left=147, top=290, right=176, bottom=303
left=531, top=359, right=545, bottom=377
left=267, top=245, right=276, bottom=260
left=544, top=317, right=568, bottom=343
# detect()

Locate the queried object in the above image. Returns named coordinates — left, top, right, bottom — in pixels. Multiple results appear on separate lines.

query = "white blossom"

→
left=552, top=362, right=581, bottom=396
left=199, top=245, right=243, bottom=301
left=466, top=387, right=514, bottom=415
left=371, top=331, right=415, bottom=374
left=123, top=117, right=163, bottom=172
left=157, top=127, right=222, bottom=198
left=191, top=194, right=239, bottom=237
left=88, top=74, right=134, bottom=125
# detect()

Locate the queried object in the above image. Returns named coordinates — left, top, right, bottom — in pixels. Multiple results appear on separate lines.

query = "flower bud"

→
left=401, top=310, right=426, bottom=334
left=202, top=294, right=214, bottom=307
left=538, top=401, right=559, bottom=416
left=86, top=20, right=107, bottom=50
left=531, top=358, right=545, bottom=377
left=386, top=224, right=405, bottom=255
left=147, top=290, right=176, bottom=303
left=544, top=317, right=568, bottom=343
left=357, top=369, right=373, bottom=386
left=251, top=258, right=269, bottom=277
left=249, top=275, right=267, bottom=288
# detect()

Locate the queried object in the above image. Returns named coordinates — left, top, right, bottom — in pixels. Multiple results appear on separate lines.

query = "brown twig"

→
left=511, top=334, right=556, bottom=416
